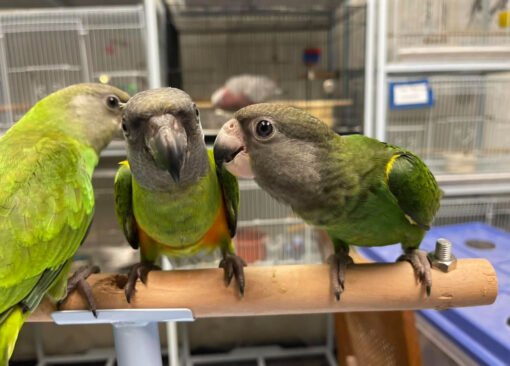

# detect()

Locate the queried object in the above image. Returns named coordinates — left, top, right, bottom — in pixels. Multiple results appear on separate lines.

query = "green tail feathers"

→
left=0, top=307, right=27, bottom=366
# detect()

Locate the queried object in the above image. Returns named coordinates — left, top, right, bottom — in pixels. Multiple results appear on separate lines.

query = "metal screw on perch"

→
left=428, top=238, right=457, bottom=272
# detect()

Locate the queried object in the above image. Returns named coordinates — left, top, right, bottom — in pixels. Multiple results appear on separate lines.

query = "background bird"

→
left=211, top=74, right=281, bottom=112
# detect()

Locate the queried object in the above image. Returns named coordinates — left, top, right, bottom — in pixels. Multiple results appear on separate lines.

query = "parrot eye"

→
left=255, top=119, right=274, bottom=139
left=193, top=104, right=200, bottom=121
left=105, top=95, right=120, bottom=110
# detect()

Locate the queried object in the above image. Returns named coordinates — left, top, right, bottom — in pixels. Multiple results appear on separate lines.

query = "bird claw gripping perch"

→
left=398, top=249, right=432, bottom=296
left=328, top=251, right=354, bottom=301
left=124, top=262, right=161, bottom=304
left=219, top=253, right=247, bottom=297
left=58, top=265, right=100, bottom=317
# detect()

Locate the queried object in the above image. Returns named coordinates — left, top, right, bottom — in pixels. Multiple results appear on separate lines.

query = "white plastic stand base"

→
left=52, top=309, right=194, bottom=366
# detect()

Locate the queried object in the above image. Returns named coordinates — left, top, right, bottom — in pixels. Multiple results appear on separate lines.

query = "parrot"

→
left=213, top=103, right=441, bottom=300
left=114, top=88, right=245, bottom=303
left=0, top=83, right=130, bottom=364
left=211, top=74, right=281, bottom=112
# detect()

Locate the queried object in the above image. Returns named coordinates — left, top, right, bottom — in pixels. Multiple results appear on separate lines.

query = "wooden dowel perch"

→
left=29, top=259, right=497, bottom=322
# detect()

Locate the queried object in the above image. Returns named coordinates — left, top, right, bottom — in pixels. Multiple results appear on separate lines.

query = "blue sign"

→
left=389, top=79, right=434, bottom=110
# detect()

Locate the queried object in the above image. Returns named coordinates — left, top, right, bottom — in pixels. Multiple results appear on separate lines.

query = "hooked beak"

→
left=114, top=103, right=128, bottom=139
left=213, top=119, right=254, bottom=179
left=146, top=113, right=187, bottom=182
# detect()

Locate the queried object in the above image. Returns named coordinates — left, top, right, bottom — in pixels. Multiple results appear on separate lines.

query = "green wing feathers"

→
left=0, top=134, right=95, bottom=289
left=0, top=307, right=27, bottom=365
left=212, top=150, right=239, bottom=238
left=386, top=153, right=441, bottom=230
left=114, top=162, right=139, bottom=249
left=0, top=132, right=97, bottom=365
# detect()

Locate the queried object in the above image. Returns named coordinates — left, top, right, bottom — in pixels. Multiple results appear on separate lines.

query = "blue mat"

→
left=357, top=222, right=510, bottom=366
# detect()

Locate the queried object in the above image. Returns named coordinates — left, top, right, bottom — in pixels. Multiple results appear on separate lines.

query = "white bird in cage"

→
left=211, top=74, right=282, bottom=112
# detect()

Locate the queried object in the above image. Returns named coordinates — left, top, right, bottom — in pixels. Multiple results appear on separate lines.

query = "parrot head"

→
left=121, top=88, right=207, bottom=188
left=214, top=103, right=335, bottom=204
left=36, top=83, right=130, bottom=153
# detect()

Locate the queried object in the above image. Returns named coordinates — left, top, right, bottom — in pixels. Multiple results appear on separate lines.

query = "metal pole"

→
left=113, top=322, right=163, bottom=366
left=77, top=23, right=91, bottom=82
left=304, top=224, right=313, bottom=262
left=325, top=314, right=338, bottom=366
left=0, top=25, right=14, bottom=127
left=375, top=0, right=388, bottom=141
left=167, top=321, right=180, bottom=366
left=161, top=256, right=180, bottom=366
left=363, top=0, right=376, bottom=137
left=144, top=0, right=162, bottom=88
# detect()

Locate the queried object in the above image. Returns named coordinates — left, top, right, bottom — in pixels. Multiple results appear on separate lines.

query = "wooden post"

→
left=336, top=311, right=422, bottom=366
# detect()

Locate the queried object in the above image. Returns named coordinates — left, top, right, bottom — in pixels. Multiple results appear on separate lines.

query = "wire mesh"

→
left=0, top=6, right=148, bottom=131
left=386, top=74, right=510, bottom=175
left=333, top=3, right=366, bottom=132
left=436, top=194, right=510, bottom=231
left=388, top=0, right=510, bottom=62
left=169, top=2, right=365, bottom=134
left=236, top=180, right=324, bottom=266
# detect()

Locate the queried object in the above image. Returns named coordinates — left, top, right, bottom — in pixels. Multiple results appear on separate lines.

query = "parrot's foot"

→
left=327, top=251, right=354, bottom=301
left=58, top=265, right=100, bottom=317
left=219, top=253, right=247, bottom=297
left=125, top=262, right=161, bottom=304
left=398, top=249, right=432, bottom=296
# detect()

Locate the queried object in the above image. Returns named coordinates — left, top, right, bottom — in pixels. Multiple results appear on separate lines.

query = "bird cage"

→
left=388, top=0, right=510, bottom=62
left=0, top=6, right=148, bottom=132
left=333, top=3, right=367, bottom=132
left=386, top=73, right=510, bottom=175
left=167, top=0, right=364, bottom=134
left=436, top=194, right=510, bottom=231
left=235, top=180, right=324, bottom=266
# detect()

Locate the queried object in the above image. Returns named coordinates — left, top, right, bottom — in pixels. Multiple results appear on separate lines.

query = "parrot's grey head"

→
left=46, top=83, right=129, bottom=153
left=121, top=88, right=207, bottom=190
left=214, top=103, right=335, bottom=208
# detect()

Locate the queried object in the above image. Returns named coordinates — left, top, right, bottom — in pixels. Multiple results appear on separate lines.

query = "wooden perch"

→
left=29, top=259, right=497, bottom=322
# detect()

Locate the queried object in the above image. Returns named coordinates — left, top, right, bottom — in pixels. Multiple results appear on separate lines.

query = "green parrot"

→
left=0, top=83, right=129, bottom=364
left=114, top=88, right=245, bottom=302
left=213, top=103, right=441, bottom=300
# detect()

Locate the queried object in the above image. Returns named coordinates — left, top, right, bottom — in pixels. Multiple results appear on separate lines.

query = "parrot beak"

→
left=214, top=119, right=254, bottom=179
left=146, top=113, right=187, bottom=182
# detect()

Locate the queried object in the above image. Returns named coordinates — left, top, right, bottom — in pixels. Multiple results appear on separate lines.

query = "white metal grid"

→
left=235, top=180, right=323, bottom=266
left=170, top=5, right=348, bottom=133
left=177, top=14, right=332, bottom=102
left=331, top=3, right=367, bottom=132
left=0, top=6, right=148, bottom=131
left=436, top=194, right=510, bottom=231
left=386, top=74, right=510, bottom=175
left=388, top=0, right=510, bottom=62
